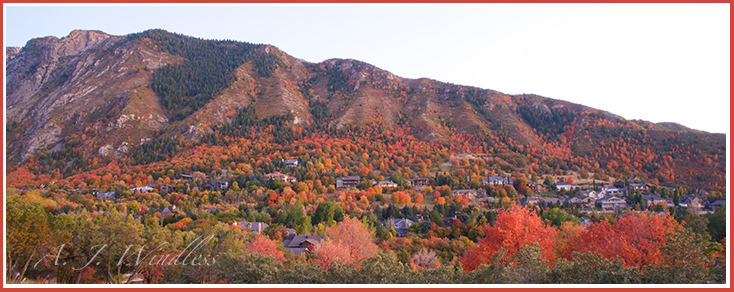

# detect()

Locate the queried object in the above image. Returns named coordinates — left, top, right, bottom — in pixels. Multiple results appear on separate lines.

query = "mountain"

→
left=5, top=29, right=726, bottom=192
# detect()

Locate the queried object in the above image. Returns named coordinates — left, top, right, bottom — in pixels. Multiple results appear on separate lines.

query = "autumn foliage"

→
left=562, top=212, right=682, bottom=268
left=315, top=216, right=379, bottom=270
left=246, top=235, right=286, bottom=262
left=460, top=205, right=557, bottom=272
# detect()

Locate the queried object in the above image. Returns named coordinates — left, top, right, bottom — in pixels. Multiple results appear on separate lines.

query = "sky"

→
left=4, top=3, right=730, bottom=134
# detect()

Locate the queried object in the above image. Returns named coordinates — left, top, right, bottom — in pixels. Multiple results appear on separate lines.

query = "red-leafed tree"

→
left=459, top=205, right=557, bottom=272
left=412, top=193, right=424, bottom=205
left=563, top=212, right=681, bottom=269
left=246, top=235, right=286, bottom=262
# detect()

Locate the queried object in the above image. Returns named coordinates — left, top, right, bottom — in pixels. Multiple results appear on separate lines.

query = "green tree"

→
left=547, top=252, right=639, bottom=284
left=706, top=206, right=726, bottom=243
left=88, top=208, right=144, bottom=283
left=6, top=199, right=52, bottom=282
left=641, top=228, right=724, bottom=284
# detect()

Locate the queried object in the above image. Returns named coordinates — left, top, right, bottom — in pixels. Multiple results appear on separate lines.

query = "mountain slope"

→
left=5, top=29, right=726, bottom=192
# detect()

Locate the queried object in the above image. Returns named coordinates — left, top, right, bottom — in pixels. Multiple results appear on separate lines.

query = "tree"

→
left=547, top=252, right=639, bottom=284
left=706, top=205, right=726, bottom=243
left=565, top=212, right=682, bottom=269
left=89, top=208, right=144, bottom=284
left=541, top=208, right=580, bottom=227
left=459, top=205, right=557, bottom=272
left=6, top=198, right=52, bottom=282
left=313, top=239, right=353, bottom=271
left=246, top=235, right=286, bottom=262
left=411, top=248, right=440, bottom=271
left=322, top=216, right=378, bottom=266
left=641, top=228, right=724, bottom=283
left=313, top=201, right=343, bottom=226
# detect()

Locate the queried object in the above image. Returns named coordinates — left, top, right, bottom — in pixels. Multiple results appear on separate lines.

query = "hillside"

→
left=5, top=29, right=726, bottom=192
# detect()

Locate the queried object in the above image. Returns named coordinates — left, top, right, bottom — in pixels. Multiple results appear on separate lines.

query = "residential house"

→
left=555, top=182, right=579, bottom=192
left=452, top=189, right=487, bottom=200
left=373, top=180, right=398, bottom=189
left=568, top=195, right=595, bottom=209
left=629, top=182, right=650, bottom=193
left=583, top=190, right=605, bottom=200
left=96, top=192, right=116, bottom=200
left=540, top=196, right=564, bottom=207
left=284, top=159, right=299, bottom=168
left=283, top=234, right=324, bottom=256
left=519, top=196, right=541, bottom=207
left=643, top=195, right=667, bottom=208
left=129, top=186, right=155, bottom=193
left=598, top=196, right=627, bottom=210
left=232, top=220, right=269, bottom=233
left=679, top=195, right=704, bottom=211
left=442, top=216, right=459, bottom=227
left=407, top=178, right=429, bottom=187
left=602, top=187, right=623, bottom=196
left=482, top=176, right=513, bottom=186
left=264, top=172, right=297, bottom=183
left=206, top=180, right=229, bottom=191
left=384, top=218, right=415, bottom=237
left=336, top=176, right=361, bottom=189
left=181, top=172, right=208, bottom=181
left=531, top=183, right=550, bottom=192
left=709, top=198, right=726, bottom=211
left=159, top=205, right=177, bottom=217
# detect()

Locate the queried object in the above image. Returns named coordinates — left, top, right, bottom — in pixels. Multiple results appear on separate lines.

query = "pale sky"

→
left=4, top=3, right=730, bottom=134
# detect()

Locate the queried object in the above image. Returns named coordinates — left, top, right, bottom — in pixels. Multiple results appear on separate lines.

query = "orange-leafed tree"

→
left=554, top=221, right=585, bottom=258
left=459, top=205, right=557, bottom=272
left=413, top=193, right=424, bottom=205
left=313, top=239, right=353, bottom=271
left=246, top=235, right=286, bottom=262
left=321, top=216, right=378, bottom=267
left=564, top=212, right=681, bottom=268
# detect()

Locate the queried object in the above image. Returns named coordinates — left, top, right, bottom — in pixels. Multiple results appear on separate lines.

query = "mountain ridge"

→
left=5, top=29, right=725, bottom=192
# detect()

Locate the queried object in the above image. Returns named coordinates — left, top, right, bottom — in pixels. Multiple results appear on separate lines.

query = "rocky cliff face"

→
left=5, top=30, right=178, bottom=161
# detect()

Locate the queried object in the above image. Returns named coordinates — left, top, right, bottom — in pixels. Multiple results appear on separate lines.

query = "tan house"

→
left=265, top=172, right=297, bottom=183
left=598, top=195, right=627, bottom=210
left=643, top=195, right=667, bottom=208
left=568, top=195, right=595, bottom=209
left=679, top=195, right=704, bottom=211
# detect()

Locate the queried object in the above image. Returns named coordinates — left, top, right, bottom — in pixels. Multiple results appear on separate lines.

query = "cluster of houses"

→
left=334, top=176, right=431, bottom=190
left=518, top=185, right=725, bottom=213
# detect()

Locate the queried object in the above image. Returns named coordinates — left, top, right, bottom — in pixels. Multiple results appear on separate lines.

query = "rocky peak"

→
left=54, top=30, right=115, bottom=57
